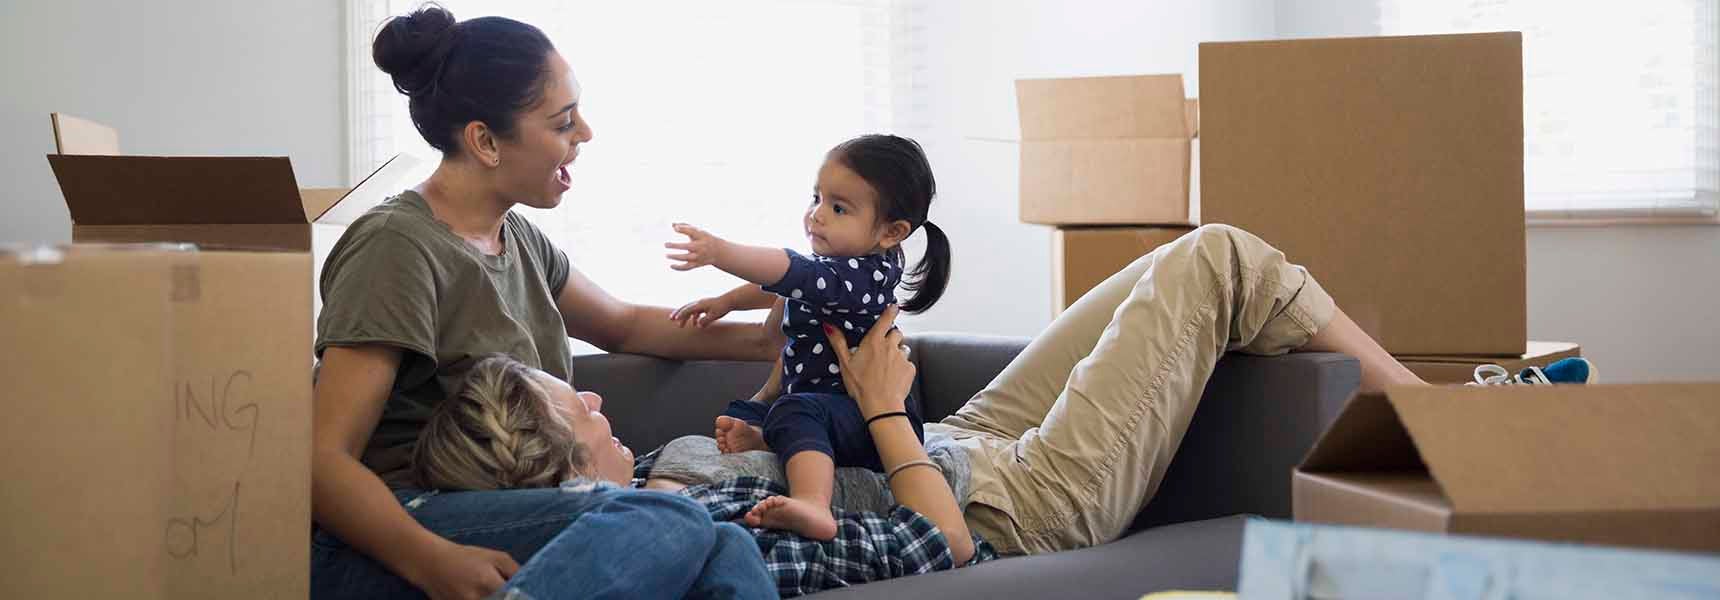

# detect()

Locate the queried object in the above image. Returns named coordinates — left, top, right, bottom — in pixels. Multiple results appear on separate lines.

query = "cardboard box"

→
left=47, top=153, right=413, bottom=252
left=1051, top=226, right=1195, bottom=314
left=45, top=113, right=415, bottom=252
left=1200, top=33, right=1527, bottom=356
left=1399, top=341, right=1582, bottom=384
left=1293, top=384, right=1720, bottom=554
left=1017, top=74, right=1198, bottom=226
left=1, top=245, right=312, bottom=597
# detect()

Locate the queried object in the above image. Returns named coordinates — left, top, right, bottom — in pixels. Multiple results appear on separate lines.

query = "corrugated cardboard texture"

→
left=1200, top=33, right=1526, bottom=355
left=1295, top=383, right=1720, bottom=553
left=1399, top=341, right=1581, bottom=384
left=1, top=247, right=311, bottom=598
left=1017, top=74, right=1195, bottom=225
left=1051, top=226, right=1194, bottom=314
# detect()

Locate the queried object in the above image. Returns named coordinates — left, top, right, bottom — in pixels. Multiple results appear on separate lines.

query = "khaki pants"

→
left=933, top=224, right=1336, bottom=555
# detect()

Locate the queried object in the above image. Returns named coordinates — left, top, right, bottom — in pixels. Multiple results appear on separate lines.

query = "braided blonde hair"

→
left=412, top=354, right=588, bottom=490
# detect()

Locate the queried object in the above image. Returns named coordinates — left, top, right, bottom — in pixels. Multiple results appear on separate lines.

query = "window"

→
left=1380, top=0, right=1719, bottom=222
left=348, top=0, right=914, bottom=350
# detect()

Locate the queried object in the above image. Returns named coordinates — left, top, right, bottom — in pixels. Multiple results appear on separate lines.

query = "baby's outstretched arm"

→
left=669, top=283, right=776, bottom=328
left=665, top=223, right=790, bottom=285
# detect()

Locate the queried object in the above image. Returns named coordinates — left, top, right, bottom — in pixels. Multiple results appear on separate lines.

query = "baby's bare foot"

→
left=714, top=416, right=767, bottom=454
left=745, top=496, right=838, bottom=541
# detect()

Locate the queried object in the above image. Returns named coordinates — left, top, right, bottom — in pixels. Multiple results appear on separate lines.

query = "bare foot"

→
left=714, top=416, right=767, bottom=454
left=744, top=496, right=838, bottom=541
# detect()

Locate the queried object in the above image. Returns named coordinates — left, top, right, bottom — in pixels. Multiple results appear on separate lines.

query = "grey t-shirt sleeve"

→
left=315, top=222, right=438, bottom=363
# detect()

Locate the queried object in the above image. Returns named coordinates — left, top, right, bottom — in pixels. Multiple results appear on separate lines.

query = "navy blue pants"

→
left=723, top=392, right=924, bottom=473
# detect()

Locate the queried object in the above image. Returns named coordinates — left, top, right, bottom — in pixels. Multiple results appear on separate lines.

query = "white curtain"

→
left=1379, top=0, right=1719, bottom=221
left=347, top=0, right=914, bottom=348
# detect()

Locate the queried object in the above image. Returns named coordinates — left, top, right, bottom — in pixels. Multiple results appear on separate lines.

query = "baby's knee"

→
left=762, top=394, right=825, bottom=427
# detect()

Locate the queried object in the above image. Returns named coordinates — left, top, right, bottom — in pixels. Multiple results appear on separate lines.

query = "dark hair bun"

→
left=373, top=5, right=458, bottom=96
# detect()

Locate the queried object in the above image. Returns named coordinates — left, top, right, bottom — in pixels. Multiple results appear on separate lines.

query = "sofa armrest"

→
left=1130, top=352, right=1359, bottom=531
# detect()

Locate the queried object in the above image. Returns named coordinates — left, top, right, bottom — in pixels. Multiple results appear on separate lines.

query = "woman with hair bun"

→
left=310, top=5, right=778, bottom=599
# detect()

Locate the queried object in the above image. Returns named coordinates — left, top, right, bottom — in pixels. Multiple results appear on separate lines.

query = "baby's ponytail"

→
left=899, top=221, right=950, bottom=314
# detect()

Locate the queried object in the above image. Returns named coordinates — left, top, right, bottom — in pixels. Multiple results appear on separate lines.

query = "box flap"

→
left=50, top=113, right=119, bottom=155
left=1184, top=98, right=1199, bottom=138
left=1387, top=384, right=1720, bottom=514
left=1016, top=74, right=1189, bottom=140
left=1299, top=392, right=1427, bottom=473
left=1396, top=341, right=1578, bottom=364
left=49, top=155, right=307, bottom=225
left=307, top=153, right=421, bottom=225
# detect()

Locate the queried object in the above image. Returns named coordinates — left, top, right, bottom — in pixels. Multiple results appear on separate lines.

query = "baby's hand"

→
left=670, top=295, right=733, bottom=328
left=665, top=223, right=725, bottom=271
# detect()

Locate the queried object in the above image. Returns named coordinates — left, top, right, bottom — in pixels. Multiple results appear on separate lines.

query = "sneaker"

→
left=1466, top=357, right=1598, bottom=386
left=1538, top=356, right=1598, bottom=384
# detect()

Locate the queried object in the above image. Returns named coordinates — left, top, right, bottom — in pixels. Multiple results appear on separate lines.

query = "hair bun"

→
left=372, top=5, right=458, bottom=96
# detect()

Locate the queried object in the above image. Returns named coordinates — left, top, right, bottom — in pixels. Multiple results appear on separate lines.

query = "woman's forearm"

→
left=617, top=303, right=779, bottom=361
left=311, top=448, right=447, bottom=586
left=868, top=418, right=976, bottom=565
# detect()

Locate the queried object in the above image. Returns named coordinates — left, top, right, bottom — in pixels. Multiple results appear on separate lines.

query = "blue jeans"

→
left=310, top=483, right=775, bottom=599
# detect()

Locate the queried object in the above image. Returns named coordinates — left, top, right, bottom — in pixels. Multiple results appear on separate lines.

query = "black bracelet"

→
left=865, top=411, right=910, bottom=427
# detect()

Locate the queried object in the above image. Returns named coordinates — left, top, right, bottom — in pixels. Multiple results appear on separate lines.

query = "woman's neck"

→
left=416, top=160, right=511, bottom=246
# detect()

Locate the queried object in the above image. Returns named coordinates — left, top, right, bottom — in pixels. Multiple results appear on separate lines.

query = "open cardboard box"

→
left=1, top=245, right=312, bottom=598
left=47, top=153, right=415, bottom=252
left=1293, top=383, right=1720, bottom=553
left=45, top=112, right=416, bottom=252
left=1016, top=74, right=1198, bottom=226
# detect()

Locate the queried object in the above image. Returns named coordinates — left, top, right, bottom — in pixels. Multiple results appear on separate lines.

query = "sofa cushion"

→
left=807, top=515, right=1248, bottom=598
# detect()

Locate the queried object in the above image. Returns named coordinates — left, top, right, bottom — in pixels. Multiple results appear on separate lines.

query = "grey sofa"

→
left=572, top=333, right=1360, bottom=598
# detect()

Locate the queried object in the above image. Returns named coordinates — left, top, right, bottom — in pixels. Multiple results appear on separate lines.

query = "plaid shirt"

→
left=633, top=450, right=997, bottom=597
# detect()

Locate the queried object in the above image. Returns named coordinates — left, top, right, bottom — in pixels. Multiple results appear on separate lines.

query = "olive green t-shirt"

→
left=315, top=191, right=573, bottom=489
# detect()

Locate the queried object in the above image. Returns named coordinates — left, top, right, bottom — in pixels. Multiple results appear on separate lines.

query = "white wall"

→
left=898, top=0, right=1277, bottom=337
left=0, top=0, right=347, bottom=245
left=7, top=1, right=1709, bottom=383
left=1274, top=1, right=1720, bottom=382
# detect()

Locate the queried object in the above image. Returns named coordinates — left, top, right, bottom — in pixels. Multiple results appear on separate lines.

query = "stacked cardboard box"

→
left=2, top=245, right=313, bottom=599
left=1188, top=34, right=1720, bottom=551
left=0, top=115, right=405, bottom=598
left=1016, top=74, right=1199, bottom=314
left=1199, top=33, right=1526, bottom=357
